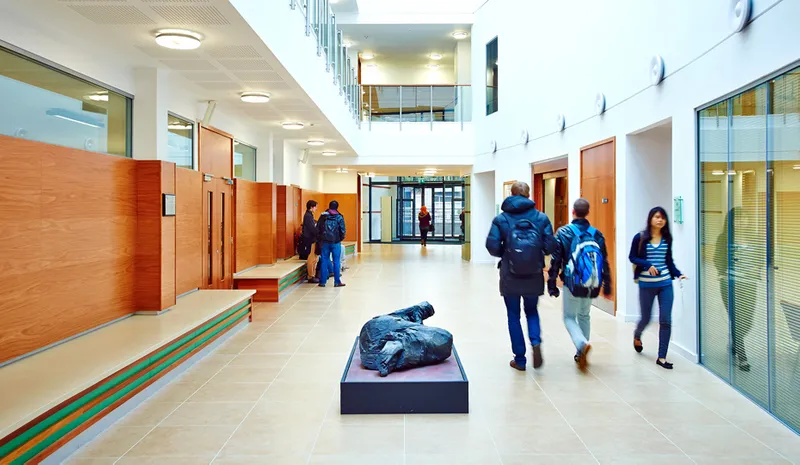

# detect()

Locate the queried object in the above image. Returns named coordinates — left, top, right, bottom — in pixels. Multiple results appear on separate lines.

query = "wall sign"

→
left=162, top=194, right=176, bottom=217
left=673, top=196, right=683, bottom=224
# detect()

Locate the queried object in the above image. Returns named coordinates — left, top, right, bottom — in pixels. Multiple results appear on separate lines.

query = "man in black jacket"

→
left=317, top=200, right=347, bottom=288
left=547, top=198, right=611, bottom=371
left=303, top=200, right=319, bottom=283
left=486, top=182, right=556, bottom=371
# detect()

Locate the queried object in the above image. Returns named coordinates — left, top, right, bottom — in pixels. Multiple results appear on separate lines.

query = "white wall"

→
left=470, top=170, right=495, bottom=264
left=280, top=142, right=321, bottom=190
left=361, top=62, right=456, bottom=85
left=322, top=170, right=358, bottom=193
left=469, top=0, right=800, bottom=359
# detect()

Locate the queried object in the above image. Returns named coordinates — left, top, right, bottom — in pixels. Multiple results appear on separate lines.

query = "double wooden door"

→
left=203, top=178, right=233, bottom=289
left=581, top=138, right=616, bottom=315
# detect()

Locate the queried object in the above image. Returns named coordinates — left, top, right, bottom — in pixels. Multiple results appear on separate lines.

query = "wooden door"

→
left=218, top=179, right=233, bottom=289
left=581, top=138, right=616, bottom=315
left=202, top=178, right=234, bottom=289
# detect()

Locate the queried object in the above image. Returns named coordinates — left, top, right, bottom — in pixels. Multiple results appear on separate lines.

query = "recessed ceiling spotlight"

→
left=429, top=53, right=443, bottom=60
left=452, top=31, right=469, bottom=40
left=365, top=63, right=377, bottom=68
left=336, top=167, right=348, bottom=173
left=281, top=121, right=305, bottom=130
left=322, top=150, right=337, bottom=157
left=86, top=93, right=109, bottom=102
left=155, top=29, right=202, bottom=50
left=361, top=52, right=375, bottom=60
left=426, top=64, right=440, bottom=70
left=240, top=92, right=270, bottom=103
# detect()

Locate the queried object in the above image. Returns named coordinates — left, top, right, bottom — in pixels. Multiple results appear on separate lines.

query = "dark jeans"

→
left=721, top=279, right=755, bottom=360
left=320, top=242, right=342, bottom=286
left=421, top=227, right=429, bottom=243
left=503, top=295, right=541, bottom=367
left=635, top=285, right=674, bottom=359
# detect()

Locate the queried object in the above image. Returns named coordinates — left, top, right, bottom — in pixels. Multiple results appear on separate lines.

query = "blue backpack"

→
left=564, top=224, right=603, bottom=292
left=503, top=216, right=543, bottom=277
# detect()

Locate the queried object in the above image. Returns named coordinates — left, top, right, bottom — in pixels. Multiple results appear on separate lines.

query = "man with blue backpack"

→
left=486, top=182, right=556, bottom=371
left=547, top=198, right=611, bottom=371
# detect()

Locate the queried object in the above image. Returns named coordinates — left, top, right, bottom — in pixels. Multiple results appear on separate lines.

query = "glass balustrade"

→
left=361, top=85, right=472, bottom=130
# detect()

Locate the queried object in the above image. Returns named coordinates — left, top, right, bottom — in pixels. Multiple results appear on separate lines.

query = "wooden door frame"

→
left=580, top=136, right=616, bottom=314
left=531, top=156, right=569, bottom=208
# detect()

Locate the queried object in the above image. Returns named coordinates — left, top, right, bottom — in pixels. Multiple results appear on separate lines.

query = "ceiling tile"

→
left=206, top=45, right=261, bottom=59
left=67, top=5, right=156, bottom=24
left=149, top=5, right=229, bottom=25
left=180, top=70, right=231, bottom=81
left=232, top=70, right=282, bottom=82
left=217, top=59, right=273, bottom=71
left=194, top=81, right=241, bottom=90
left=135, top=45, right=200, bottom=59
left=160, top=59, right=218, bottom=70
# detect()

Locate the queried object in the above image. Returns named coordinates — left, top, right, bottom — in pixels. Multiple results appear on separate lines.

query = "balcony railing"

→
left=289, top=0, right=360, bottom=125
left=361, top=85, right=472, bottom=130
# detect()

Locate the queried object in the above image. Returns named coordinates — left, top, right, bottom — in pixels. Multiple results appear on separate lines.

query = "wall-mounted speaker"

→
left=595, top=92, right=606, bottom=115
left=730, top=0, right=752, bottom=32
left=300, top=149, right=309, bottom=164
left=521, top=129, right=529, bottom=144
left=556, top=114, right=566, bottom=132
left=202, top=100, right=217, bottom=126
left=650, top=55, right=665, bottom=86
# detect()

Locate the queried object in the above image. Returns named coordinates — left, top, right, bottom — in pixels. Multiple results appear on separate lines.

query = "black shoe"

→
left=509, top=360, right=526, bottom=371
left=656, top=359, right=674, bottom=370
left=308, top=277, right=320, bottom=284
left=574, top=354, right=580, bottom=363
left=334, top=283, right=346, bottom=288
left=317, top=283, right=326, bottom=287
left=634, top=338, right=643, bottom=353
left=737, top=355, right=751, bottom=372
left=532, top=344, right=543, bottom=369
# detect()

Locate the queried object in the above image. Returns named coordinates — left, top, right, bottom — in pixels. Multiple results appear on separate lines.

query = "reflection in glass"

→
left=486, top=37, right=498, bottom=115
left=234, top=141, right=256, bottom=181
left=167, top=113, right=193, bottom=169
left=0, top=46, right=131, bottom=157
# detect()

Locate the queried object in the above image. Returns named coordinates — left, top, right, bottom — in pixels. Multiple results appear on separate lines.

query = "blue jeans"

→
left=503, top=295, right=541, bottom=367
left=563, top=289, right=592, bottom=354
left=635, top=285, right=674, bottom=359
left=320, top=242, right=342, bottom=286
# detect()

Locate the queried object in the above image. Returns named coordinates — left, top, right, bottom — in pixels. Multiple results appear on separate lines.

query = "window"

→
left=0, top=45, right=131, bottom=157
left=485, top=37, right=498, bottom=115
left=234, top=141, right=256, bottom=181
left=167, top=113, right=193, bottom=169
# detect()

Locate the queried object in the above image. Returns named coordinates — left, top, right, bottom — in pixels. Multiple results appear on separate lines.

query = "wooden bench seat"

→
left=0, top=290, right=255, bottom=464
left=233, top=261, right=307, bottom=302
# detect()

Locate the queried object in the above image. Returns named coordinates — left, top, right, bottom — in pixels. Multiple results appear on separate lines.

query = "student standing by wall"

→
left=302, top=200, right=320, bottom=283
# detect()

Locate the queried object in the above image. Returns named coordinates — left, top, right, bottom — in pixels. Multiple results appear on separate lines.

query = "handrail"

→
left=361, top=85, right=472, bottom=130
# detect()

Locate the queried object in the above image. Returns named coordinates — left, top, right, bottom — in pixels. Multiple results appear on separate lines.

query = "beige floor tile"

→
left=553, top=400, right=647, bottom=426
left=405, top=421, right=497, bottom=455
left=500, top=455, right=597, bottom=465
left=116, top=457, right=216, bottom=464
left=161, top=401, right=255, bottom=426
left=188, top=381, right=269, bottom=402
left=212, top=455, right=308, bottom=465
left=63, top=458, right=118, bottom=464
left=312, top=424, right=405, bottom=455
left=595, top=455, right=694, bottom=465
left=658, top=424, right=784, bottom=458
left=116, top=402, right=181, bottom=427
left=74, top=426, right=152, bottom=458
left=227, top=353, right=292, bottom=369
left=246, top=399, right=330, bottom=424
left=212, top=365, right=283, bottom=383
left=489, top=424, right=590, bottom=455
left=628, top=400, right=727, bottom=427
left=125, top=425, right=236, bottom=457
left=572, top=424, right=681, bottom=456
left=406, top=453, right=503, bottom=465
left=308, top=454, right=404, bottom=465
left=218, top=422, right=319, bottom=456
left=149, top=382, right=205, bottom=403
left=690, top=457, right=793, bottom=465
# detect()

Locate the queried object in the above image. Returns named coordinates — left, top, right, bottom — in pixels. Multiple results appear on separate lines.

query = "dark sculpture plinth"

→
left=358, top=301, right=453, bottom=377
left=340, top=302, right=468, bottom=415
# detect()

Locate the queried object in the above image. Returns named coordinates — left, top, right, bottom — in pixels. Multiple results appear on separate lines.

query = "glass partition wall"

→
left=698, top=64, right=800, bottom=433
left=362, top=85, right=472, bottom=129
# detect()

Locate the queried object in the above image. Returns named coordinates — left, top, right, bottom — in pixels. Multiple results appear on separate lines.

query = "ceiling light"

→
left=365, top=63, right=377, bottom=68
left=281, top=121, right=305, bottom=130
left=240, top=92, right=270, bottom=103
left=86, top=93, right=108, bottom=102
left=361, top=52, right=375, bottom=60
left=367, top=172, right=376, bottom=178
left=430, top=53, right=443, bottom=60
left=307, top=139, right=325, bottom=146
left=168, top=123, right=192, bottom=130
left=343, top=41, right=353, bottom=48
left=452, top=31, right=469, bottom=40
left=155, top=29, right=202, bottom=50
left=793, top=164, right=800, bottom=170
left=426, top=64, right=440, bottom=70
left=322, top=151, right=337, bottom=157
left=336, top=167, right=348, bottom=173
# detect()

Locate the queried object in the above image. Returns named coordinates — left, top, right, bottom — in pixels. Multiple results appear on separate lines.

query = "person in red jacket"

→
left=418, top=206, right=432, bottom=247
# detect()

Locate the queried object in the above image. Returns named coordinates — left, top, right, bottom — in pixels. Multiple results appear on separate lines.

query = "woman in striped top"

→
left=629, top=207, right=687, bottom=369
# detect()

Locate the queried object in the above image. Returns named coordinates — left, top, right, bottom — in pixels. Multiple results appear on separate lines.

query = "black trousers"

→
left=421, top=228, right=429, bottom=243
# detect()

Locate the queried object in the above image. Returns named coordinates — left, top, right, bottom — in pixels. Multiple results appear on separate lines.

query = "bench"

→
left=0, top=290, right=255, bottom=464
left=234, top=260, right=308, bottom=302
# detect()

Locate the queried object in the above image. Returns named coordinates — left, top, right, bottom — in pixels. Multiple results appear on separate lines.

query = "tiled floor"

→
left=68, top=244, right=800, bottom=464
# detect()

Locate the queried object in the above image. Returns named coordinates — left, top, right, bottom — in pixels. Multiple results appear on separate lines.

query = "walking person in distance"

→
left=629, top=206, right=687, bottom=369
left=548, top=199, right=611, bottom=372
left=486, top=181, right=556, bottom=371
left=418, top=205, right=432, bottom=247
left=317, top=200, right=347, bottom=288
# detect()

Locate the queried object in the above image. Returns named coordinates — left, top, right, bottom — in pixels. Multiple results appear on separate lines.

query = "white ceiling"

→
left=0, top=0, right=356, bottom=157
left=340, top=23, right=470, bottom=67
left=321, top=165, right=470, bottom=176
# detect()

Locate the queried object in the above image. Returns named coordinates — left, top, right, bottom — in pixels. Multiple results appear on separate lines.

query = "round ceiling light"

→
left=361, top=52, right=375, bottom=60
left=86, top=93, right=109, bottom=102
left=281, top=121, right=305, bottom=130
left=429, top=53, right=443, bottom=60
left=365, top=63, right=377, bottom=68
left=426, top=64, right=440, bottom=70
left=452, top=31, right=469, bottom=39
left=240, top=92, right=270, bottom=103
left=322, top=151, right=337, bottom=157
left=155, top=29, right=202, bottom=50
left=307, top=139, right=325, bottom=146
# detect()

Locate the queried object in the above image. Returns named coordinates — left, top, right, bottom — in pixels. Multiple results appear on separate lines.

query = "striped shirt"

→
left=638, top=239, right=671, bottom=288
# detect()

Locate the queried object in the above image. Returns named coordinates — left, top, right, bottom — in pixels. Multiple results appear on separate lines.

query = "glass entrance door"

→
left=395, top=182, right=463, bottom=242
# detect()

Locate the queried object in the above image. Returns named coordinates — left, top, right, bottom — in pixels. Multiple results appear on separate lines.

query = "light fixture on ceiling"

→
left=361, top=52, right=375, bottom=60
left=336, top=167, right=348, bottom=173
left=426, top=64, right=440, bottom=70
left=343, top=41, right=353, bottom=48
left=367, top=172, right=376, bottom=178
left=365, top=63, right=377, bottom=68
left=322, top=150, right=337, bottom=157
left=86, top=92, right=109, bottom=102
left=154, top=29, right=203, bottom=50
left=240, top=92, right=270, bottom=103
left=452, top=31, right=469, bottom=39
left=281, top=121, right=305, bottom=130
left=46, top=108, right=104, bottom=129
left=793, top=164, right=800, bottom=170
left=168, top=123, right=192, bottom=130
left=307, top=139, right=325, bottom=146
left=429, top=53, right=443, bottom=60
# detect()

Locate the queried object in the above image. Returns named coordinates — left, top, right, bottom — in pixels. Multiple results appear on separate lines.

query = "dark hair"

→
left=306, top=200, right=318, bottom=211
left=641, top=206, right=672, bottom=251
left=573, top=198, right=590, bottom=218
left=329, top=200, right=339, bottom=211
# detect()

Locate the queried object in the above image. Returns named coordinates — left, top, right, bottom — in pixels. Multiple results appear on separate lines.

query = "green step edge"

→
left=11, top=306, right=251, bottom=465
left=278, top=266, right=307, bottom=288
left=0, top=298, right=251, bottom=461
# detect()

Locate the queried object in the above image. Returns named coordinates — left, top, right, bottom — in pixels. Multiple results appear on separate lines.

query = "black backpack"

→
left=503, top=215, right=544, bottom=277
left=320, top=214, right=341, bottom=242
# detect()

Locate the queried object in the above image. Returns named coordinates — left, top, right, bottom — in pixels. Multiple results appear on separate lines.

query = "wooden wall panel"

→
left=0, top=135, right=140, bottom=364
left=260, top=183, right=277, bottom=265
left=198, top=126, right=233, bottom=179
left=323, top=193, right=358, bottom=242
left=175, top=168, right=203, bottom=295
left=276, top=185, right=288, bottom=259
left=235, top=180, right=260, bottom=272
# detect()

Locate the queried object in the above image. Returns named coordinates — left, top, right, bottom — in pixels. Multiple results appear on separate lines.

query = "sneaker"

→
left=532, top=344, right=543, bottom=369
left=577, top=343, right=592, bottom=372
left=509, top=360, right=526, bottom=371
left=317, top=283, right=326, bottom=288
left=334, top=283, right=346, bottom=288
